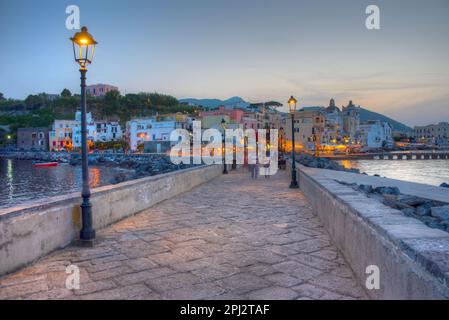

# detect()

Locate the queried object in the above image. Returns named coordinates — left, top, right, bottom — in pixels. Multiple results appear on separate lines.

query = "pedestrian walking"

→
left=248, top=152, right=258, bottom=179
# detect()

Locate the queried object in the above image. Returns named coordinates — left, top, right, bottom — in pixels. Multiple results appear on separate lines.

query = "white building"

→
left=126, top=119, right=154, bottom=151
left=49, top=112, right=123, bottom=150
left=126, top=118, right=185, bottom=151
left=359, top=120, right=393, bottom=149
left=72, top=111, right=97, bottom=148
left=96, top=121, right=123, bottom=142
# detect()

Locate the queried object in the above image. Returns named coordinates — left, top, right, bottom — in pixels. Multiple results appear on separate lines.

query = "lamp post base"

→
left=78, top=238, right=96, bottom=247
left=289, top=181, right=299, bottom=189
left=79, top=202, right=96, bottom=244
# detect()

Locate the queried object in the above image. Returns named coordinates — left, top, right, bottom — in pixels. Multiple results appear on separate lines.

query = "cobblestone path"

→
left=0, top=169, right=367, bottom=300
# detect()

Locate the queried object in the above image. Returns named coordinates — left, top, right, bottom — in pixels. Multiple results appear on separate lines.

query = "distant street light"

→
left=221, top=118, right=228, bottom=174
left=288, top=96, right=299, bottom=189
left=71, top=26, right=98, bottom=246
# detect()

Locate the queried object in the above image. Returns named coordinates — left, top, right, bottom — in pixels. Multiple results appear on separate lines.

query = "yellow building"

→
left=284, top=109, right=325, bottom=153
left=49, top=120, right=77, bottom=151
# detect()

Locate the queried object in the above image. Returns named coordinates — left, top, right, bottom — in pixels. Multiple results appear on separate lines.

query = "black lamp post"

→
left=221, top=118, right=228, bottom=174
left=279, top=127, right=284, bottom=154
left=288, top=96, right=299, bottom=189
left=231, top=145, right=237, bottom=170
left=71, top=27, right=98, bottom=245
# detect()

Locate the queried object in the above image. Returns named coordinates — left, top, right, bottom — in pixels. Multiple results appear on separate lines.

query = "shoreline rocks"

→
left=295, top=154, right=360, bottom=173
left=336, top=180, right=449, bottom=233
left=0, top=151, right=199, bottom=185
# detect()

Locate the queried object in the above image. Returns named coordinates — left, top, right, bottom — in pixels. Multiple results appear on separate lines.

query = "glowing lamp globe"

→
left=70, top=26, right=98, bottom=69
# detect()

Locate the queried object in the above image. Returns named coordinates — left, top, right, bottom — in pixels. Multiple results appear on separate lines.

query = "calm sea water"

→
left=0, top=159, right=123, bottom=209
left=339, top=159, right=449, bottom=186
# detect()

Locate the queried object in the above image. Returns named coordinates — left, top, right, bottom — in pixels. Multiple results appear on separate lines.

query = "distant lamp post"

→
left=71, top=26, right=98, bottom=245
left=288, top=96, right=299, bottom=188
left=221, top=118, right=228, bottom=174
left=279, top=127, right=285, bottom=154
left=231, top=144, right=237, bottom=170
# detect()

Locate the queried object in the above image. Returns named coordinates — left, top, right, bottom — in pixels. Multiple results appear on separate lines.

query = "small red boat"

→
left=32, top=161, right=59, bottom=168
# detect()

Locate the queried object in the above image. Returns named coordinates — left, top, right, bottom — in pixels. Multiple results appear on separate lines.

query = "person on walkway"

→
left=263, top=161, right=270, bottom=179
left=248, top=151, right=258, bottom=179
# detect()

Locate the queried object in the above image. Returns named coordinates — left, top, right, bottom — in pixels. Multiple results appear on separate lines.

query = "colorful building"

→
left=86, top=84, right=119, bottom=97
left=412, top=122, right=449, bottom=145
left=17, top=127, right=49, bottom=151
left=200, top=106, right=244, bottom=123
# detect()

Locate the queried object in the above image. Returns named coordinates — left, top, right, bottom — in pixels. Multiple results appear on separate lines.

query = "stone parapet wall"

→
left=0, top=164, right=222, bottom=276
left=289, top=161, right=449, bottom=299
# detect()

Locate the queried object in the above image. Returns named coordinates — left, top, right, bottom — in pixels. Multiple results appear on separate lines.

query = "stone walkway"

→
left=0, top=169, right=367, bottom=300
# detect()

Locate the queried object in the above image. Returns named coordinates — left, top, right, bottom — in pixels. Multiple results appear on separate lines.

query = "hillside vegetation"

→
left=0, top=90, right=193, bottom=134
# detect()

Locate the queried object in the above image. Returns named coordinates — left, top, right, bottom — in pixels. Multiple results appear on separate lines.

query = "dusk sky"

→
left=0, top=0, right=448, bottom=126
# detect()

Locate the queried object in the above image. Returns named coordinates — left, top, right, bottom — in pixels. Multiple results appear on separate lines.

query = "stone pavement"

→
left=0, top=168, right=367, bottom=300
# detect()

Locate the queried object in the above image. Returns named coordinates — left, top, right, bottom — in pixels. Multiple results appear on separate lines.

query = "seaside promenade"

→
left=0, top=169, right=366, bottom=300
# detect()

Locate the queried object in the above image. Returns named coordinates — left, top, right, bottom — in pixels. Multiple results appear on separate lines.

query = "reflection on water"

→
left=0, top=159, right=122, bottom=209
left=339, top=159, right=449, bottom=186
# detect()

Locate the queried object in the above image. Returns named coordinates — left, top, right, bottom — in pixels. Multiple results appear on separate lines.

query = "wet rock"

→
left=358, top=184, right=373, bottom=193
left=430, top=205, right=449, bottom=222
left=416, top=202, right=433, bottom=216
left=402, top=207, right=416, bottom=217
left=440, top=183, right=449, bottom=188
left=374, top=186, right=400, bottom=196
left=420, top=216, right=442, bottom=229
left=396, top=195, right=427, bottom=207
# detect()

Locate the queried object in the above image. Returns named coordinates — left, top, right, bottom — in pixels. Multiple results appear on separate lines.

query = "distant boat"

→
left=32, top=161, right=58, bottom=168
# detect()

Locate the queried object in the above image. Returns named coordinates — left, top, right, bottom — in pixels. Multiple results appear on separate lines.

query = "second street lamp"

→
left=288, top=96, right=299, bottom=189
left=70, top=26, right=98, bottom=245
left=221, top=118, right=228, bottom=174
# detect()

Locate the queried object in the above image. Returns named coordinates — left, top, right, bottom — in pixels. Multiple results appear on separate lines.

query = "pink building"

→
left=242, top=117, right=258, bottom=130
left=86, top=84, right=119, bottom=97
left=199, top=106, right=244, bottom=123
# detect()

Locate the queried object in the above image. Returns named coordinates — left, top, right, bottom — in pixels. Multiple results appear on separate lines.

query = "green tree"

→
left=61, top=88, right=72, bottom=97
left=104, top=90, right=121, bottom=116
left=0, top=92, right=5, bottom=101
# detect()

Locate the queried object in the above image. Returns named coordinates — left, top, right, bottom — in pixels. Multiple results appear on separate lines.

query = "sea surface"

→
left=338, top=159, right=449, bottom=187
left=0, top=159, right=124, bottom=209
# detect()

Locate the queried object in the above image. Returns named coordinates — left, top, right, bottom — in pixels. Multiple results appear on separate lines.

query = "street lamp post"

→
left=288, top=96, right=299, bottom=189
left=221, top=118, right=228, bottom=174
left=71, top=26, right=98, bottom=245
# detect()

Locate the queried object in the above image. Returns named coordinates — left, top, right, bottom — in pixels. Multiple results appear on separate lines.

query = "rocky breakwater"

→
left=0, top=151, right=71, bottom=162
left=338, top=181, right=449, bottom=233
left=295, top=154, right=360, bottom=173
left=69, top=153, right=198, bottom=184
